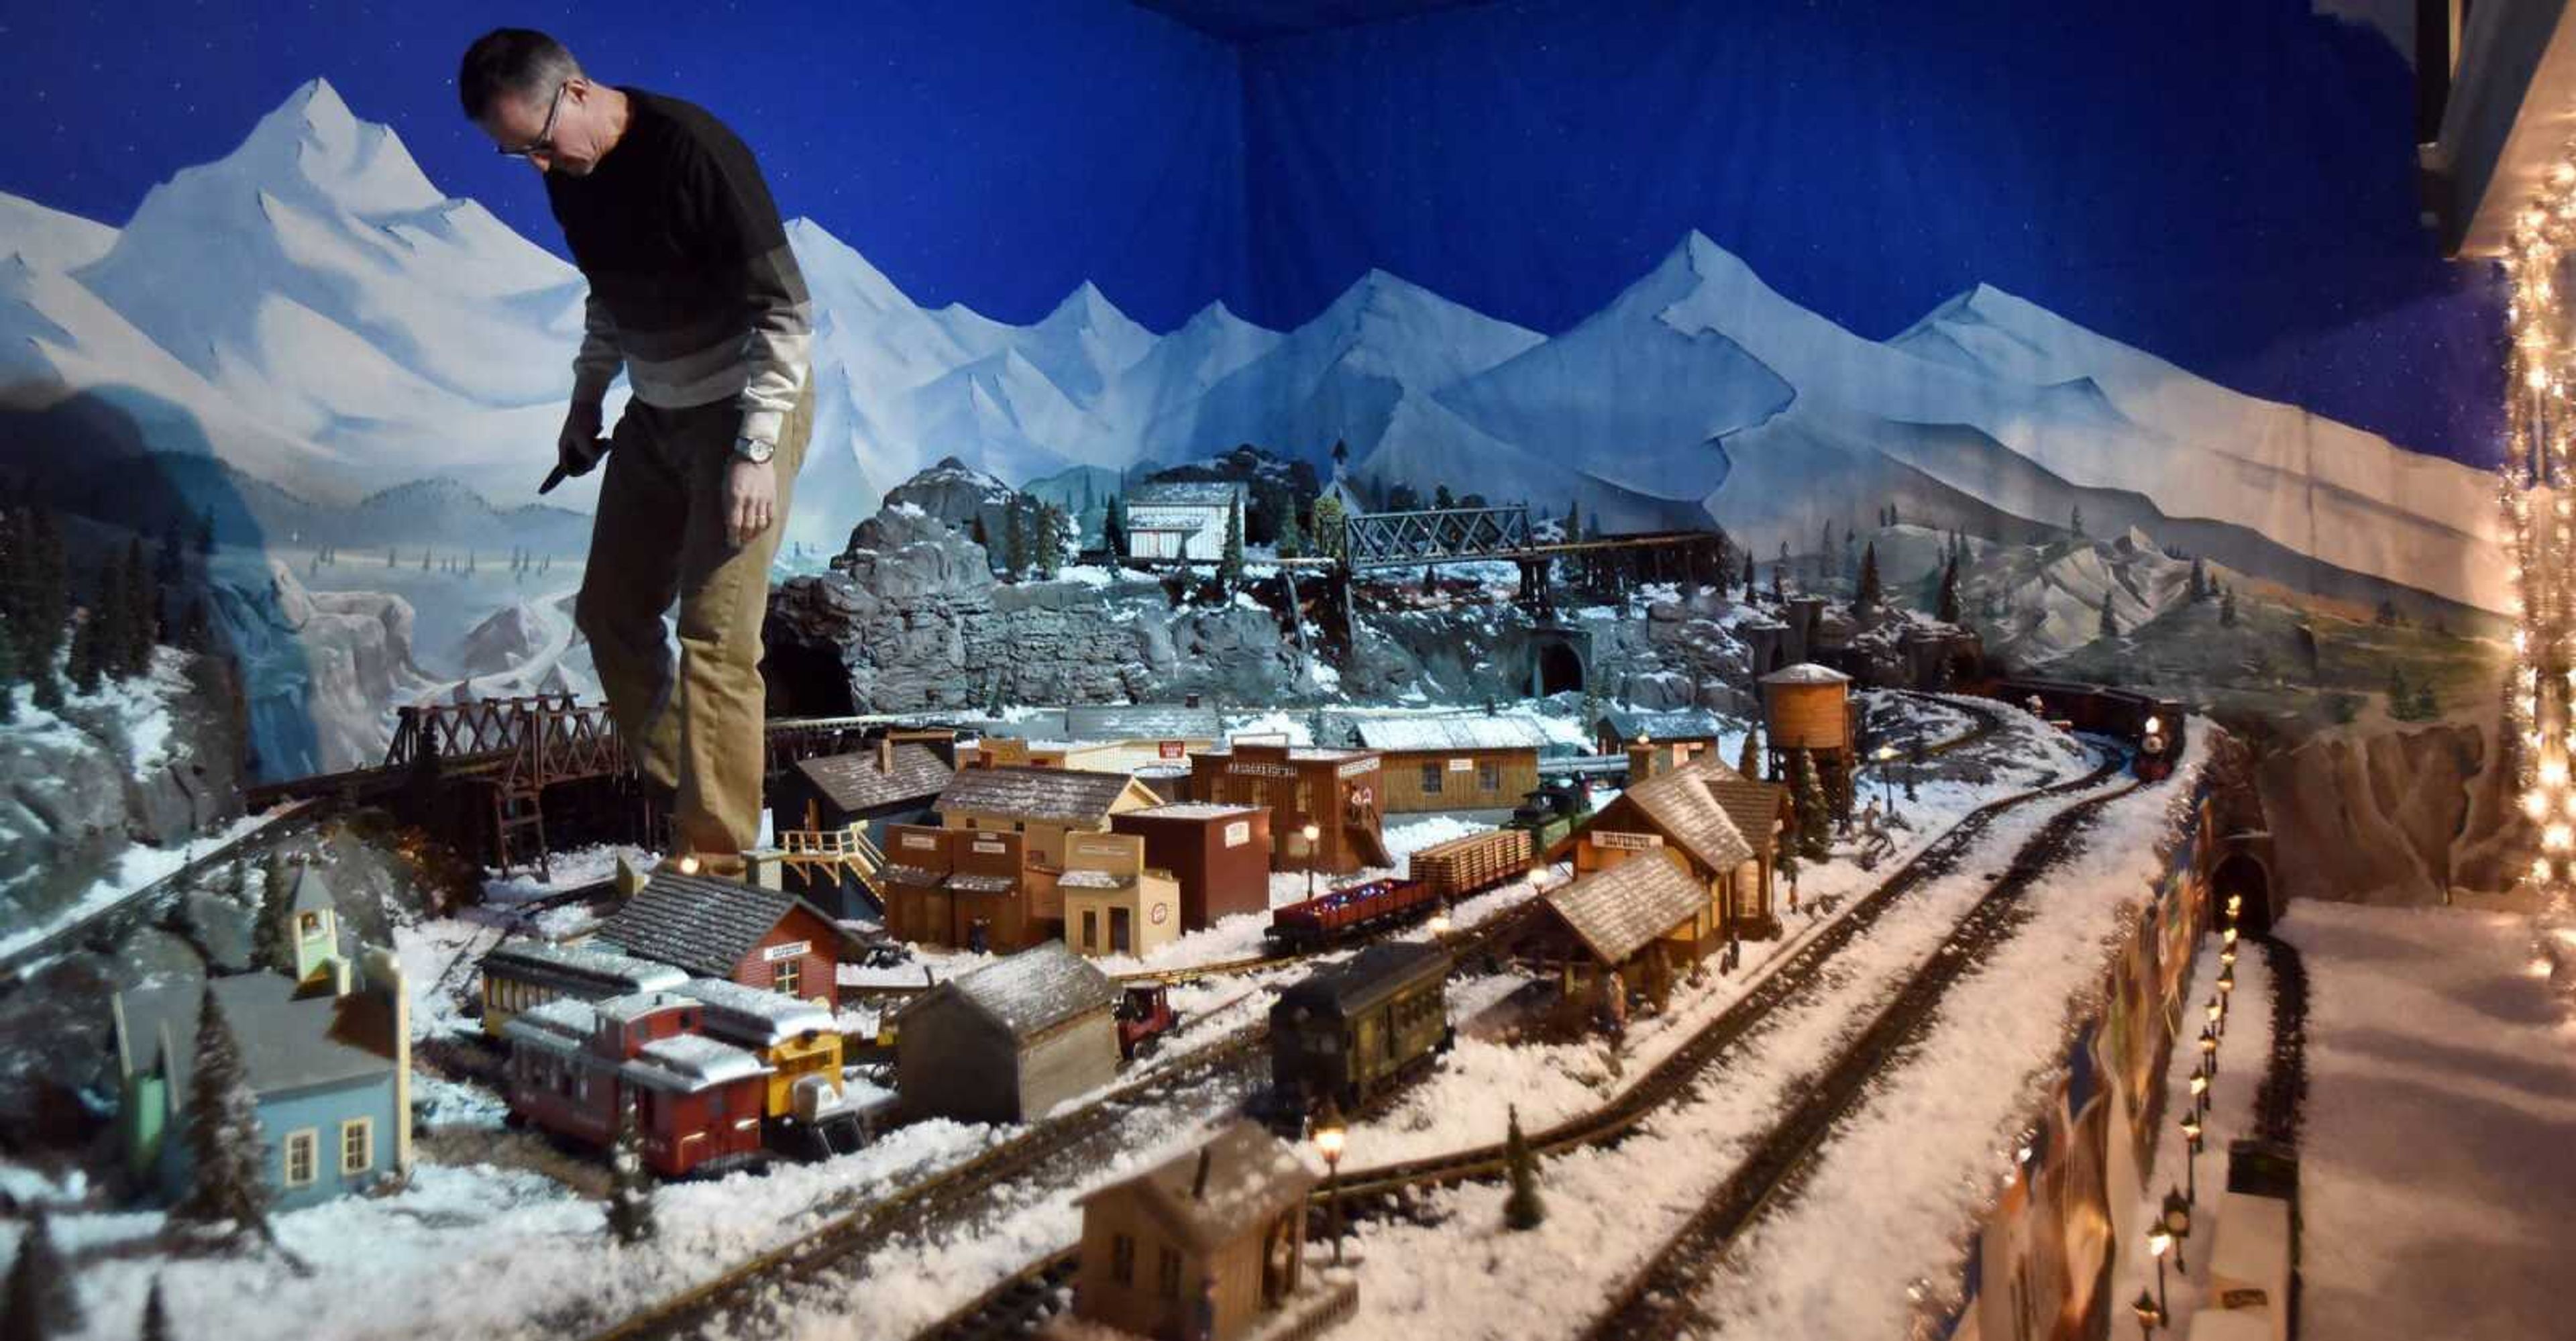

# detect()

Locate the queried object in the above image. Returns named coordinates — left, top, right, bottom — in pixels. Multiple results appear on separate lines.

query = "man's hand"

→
left=558, top=401, right=608, bottom=477
left=724, top=455, right=778, bottom=547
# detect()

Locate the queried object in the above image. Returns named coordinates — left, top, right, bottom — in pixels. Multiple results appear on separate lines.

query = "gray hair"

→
left=457, top=29, right=584, bottom=121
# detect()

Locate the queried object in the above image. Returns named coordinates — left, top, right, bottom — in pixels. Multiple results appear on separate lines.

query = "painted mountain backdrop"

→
left=0, top=81, right=2504, bottom=616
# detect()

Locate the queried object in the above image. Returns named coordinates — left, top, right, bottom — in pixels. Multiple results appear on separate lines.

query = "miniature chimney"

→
left=1627, top=741, right=1664, bottom=783
left=1191, top=1147, right=1213, bottom=1200
left=879, top=735, right=894, bottom=773
left=614, top=854, right=651, bottom=899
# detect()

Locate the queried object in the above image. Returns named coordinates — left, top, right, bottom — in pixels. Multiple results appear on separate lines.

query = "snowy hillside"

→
left=0, top=85, right=2506, bottom=616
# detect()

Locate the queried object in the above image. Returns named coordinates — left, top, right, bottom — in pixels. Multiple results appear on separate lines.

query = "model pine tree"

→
left=170, top=989, right=274, bottom=1242
left=1276, top=506, right=1305, bottom=559
left=1741, top=549, right=1756, bottom=600
left=0, top=616, right=18, bottom=725
left=2220, top=584, right=2238, bottom=627
left=139, top=1278, right=170, bottom=1341
left=1736, top=728, right=1761, bottom=780
left=2098, top=590, right=2120, bottom=639
left=252, top=857, right=296, bottom=975
left=2188, top=555, right=2209, bottom=602
left=1856, top=541, right=1883, bottom=610
left=1004, top=502, right=1027, bottom=581
left=604, top=1095, right=657, bottom=1244
left=1936, top=557, right=1962, bottom=624
left=1502, top=1105, right=1545, bottom=1230
left=1310, top=495, right=1346, bottom=564
left=1035, top=505, right=1065, bottom=580
left=66, top=606, right=101, bottom=696
left=1102, top=494, right=1126, bottom=560
left=125, top=536, right=158, bottom=671
left=1219, top=503, right=1245, bottom=588
left=1794, top=748, right=1831, bottom=864
left=2, top=1203, right=83, bottom=1341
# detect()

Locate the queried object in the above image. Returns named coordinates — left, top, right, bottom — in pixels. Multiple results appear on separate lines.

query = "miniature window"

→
left=284, top=1129, right=318, bottom=1187
left=1157, top=1246, right=1183, bottom=1300
left=1295, top=780, right=1312, bottom=816
left=299, top=912, right=323, bottom=937
left=774, top=959, right=803, bottom=998
left=1111, top=1234, right=1136, bottom=1285
left=1479, top=762, right=1502, bottom=792
left=340, top=1118, right=372, bottom=1175
left=1420, top=763, right=1442, bottom=794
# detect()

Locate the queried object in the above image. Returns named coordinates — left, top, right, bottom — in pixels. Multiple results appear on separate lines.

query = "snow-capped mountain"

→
left=0, top=83, right=2507, bottom=619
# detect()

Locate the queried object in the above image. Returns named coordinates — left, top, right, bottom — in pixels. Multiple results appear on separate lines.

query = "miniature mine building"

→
left=111, top=869, right=413, bottom=1211
left=1124, top=479, right=1249, bottom=563
left=1060, top=830, right=1184, bottom=958
left=1073, top=1120, right=1353, bottom=1341
left=1185, top=742, right=1392, bottom=875
left=1112, top=802, right=1273, bottom=929
left=875, top=824, right=1059, bottom=953
left=1346, top=714, right=1554, bottom=814
left=1537, top=849, right=1715, bottom=1010
left=590, top=871, right=852, bottom=1010
left=1593, top=707, right=1726, bottom=760
left=1550, top=753, right=1792, bottom=941
left=932, top=763, right=1166, bottom=870
left=895, top=942, right=1118, bottom=1124
left=768, top=737, right=958, bottom=917
left=1760, top=661, right=1856, bottom=806
left=500, top=991, right=771, bottom=1177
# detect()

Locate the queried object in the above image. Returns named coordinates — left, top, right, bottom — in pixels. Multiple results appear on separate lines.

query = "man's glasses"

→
left=496, top=81, right=569, bottom=160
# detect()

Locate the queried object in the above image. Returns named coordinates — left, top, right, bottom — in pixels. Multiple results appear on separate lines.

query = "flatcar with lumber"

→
left=1267, top=824, right=1544, bottom=951
left=1265, top=941, right=1455, bottom=1120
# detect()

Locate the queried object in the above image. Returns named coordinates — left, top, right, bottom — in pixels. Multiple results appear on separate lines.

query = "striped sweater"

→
left=545, top=89, right=812, bottom=448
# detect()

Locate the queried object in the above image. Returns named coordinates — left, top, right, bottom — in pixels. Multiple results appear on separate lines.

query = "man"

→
left=460, top=29, right=814, bottom=871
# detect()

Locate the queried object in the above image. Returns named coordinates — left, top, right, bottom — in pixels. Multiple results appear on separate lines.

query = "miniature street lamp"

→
left=2132, top=1287, right=2165, bottom=1338
left=2198, top=1024, right=2219, bottom=1077
left=2220, top=943, right=2237, bottom=969
left=1874, top=743, right=1898, bottom=811
left=2222, top=923, right=2239, bottom=951
left=2188, top=1069, right=2209, bottom=1118
left=676, top=853, right=701, bottom=876
left=2225, top=892, right=2243, bottom=920
left=2162, top=1189, right=2193, bottom=1274
left=1428, top=900, right=1453, bottom=936
left=2205, top=996, right=2223, bottom=1037
left=2180, top=1110, right=2204, bottom=1204
left=1312, top=1099, right=1348, bottom=1266
left=2216, top=964, right=2236, bottom=1021
left=1302, top=822, right=1322, bottom=900
left=2147, top=1223, right=2174, bottom=1318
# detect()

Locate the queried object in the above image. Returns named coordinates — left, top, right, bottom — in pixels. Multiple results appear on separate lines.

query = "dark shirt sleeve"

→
left=686, top=140, right=812, bottom=449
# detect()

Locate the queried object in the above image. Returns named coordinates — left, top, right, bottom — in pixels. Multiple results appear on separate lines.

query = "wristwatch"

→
left=732, top=436, right=775, bottom=465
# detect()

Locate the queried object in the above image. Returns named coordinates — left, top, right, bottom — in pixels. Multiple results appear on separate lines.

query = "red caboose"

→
left=500, top=989, right=773, bottom=1177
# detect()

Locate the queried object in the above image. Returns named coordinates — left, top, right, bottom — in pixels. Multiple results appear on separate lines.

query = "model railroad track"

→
left=423, top=877, right=623, bottom=1008
left=582, top=1024, right=1269, bottom=1341
left=0, top=796, right=331, bottom=987
left=1576, top=764, right=2145, bottom=1341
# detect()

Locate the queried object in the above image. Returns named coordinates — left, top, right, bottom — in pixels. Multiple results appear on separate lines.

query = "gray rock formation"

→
left=453, top=599, right=550, bottom=678
left=211, top=559, right=434, bottom=777
left=881, top=458, right=1023, bottom=564
left=2252, top=715, right=2523, bottom=906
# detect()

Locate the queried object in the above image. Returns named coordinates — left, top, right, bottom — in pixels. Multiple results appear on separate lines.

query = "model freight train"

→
left=1265, top=784, right=1591, bottom=951
left=1266, top=941, right=1454, bottom=1119
left=1991, top=678, right=2188, bottom=781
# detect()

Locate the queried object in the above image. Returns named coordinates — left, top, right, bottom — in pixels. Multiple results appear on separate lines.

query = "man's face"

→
left=478, top=78, right=602, bottom=177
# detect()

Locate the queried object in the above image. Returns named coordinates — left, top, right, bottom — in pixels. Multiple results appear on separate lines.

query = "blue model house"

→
left=110, top=865, right=414, bottom=1212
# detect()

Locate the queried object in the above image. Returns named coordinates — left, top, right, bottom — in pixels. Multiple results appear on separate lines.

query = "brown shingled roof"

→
left=934, top=765, right=1158, bottom=824
left=1701, top=777, right=1793, bottom=860
left=1079, top=1120, right=1318, bottom=1253
left=1543, top=854, right=1707, bottom=965
left=794, top=743, right=954, bottom=815
left=1613, top=755, right=1758, bottom=873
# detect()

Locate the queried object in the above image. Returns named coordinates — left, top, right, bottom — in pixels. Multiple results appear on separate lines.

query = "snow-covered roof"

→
left=937, top=765, right=1155, bottom=824
left=498, top=997, right=597, bottom=1056
left=1597, top=707, right=1727, bottom=743
left=1125, top=802, right=1261, bottom=821
left=1609, top=756, right=1760, bottom=874
left=1348, top=715, right=1554, bottom=753
left=946, top=872, right=1019, bottom=895
left=879, top=863, right=945, bottom=888
left=1761, top=661, right=1852, bottom=686
left=1275, top=942, right=1450, bottom=1018
left=1079, top=1120, right=1317, bottom=1252
left=594, top=989, right=697, bottom=1027
left=286, top=864, right=335, bottom=916
left=619, top=1033, right=769, bottom=1093
left=916, top=942, right=1114, bottom=1041
left=1544, top=855, right=1707, bottom=965
left=1129, top=480, right=1247, bottom=507
left=1057, top=869, right=1132, bottom=891
left=676, top=978, right=837, bottom=1044
left=592, top=873, right=847, bottom=981
left=1201, top=743, right=1376, bottom=763
left=482, top=938, right=688, bottom=994
left=1065, top=704, right=1224, bottom=740
left=794, top=743, right=953, bottom=815
left=115, top=973, right=399, bottom=1108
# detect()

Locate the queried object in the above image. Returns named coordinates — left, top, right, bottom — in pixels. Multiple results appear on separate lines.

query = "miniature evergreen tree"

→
left=2070, top=504, right=2085, bottom=537
left=1434, top=484, right=1456, bottom=510
left=2387, top=665, right=2414, bottom=719
left=2189, top=555, right=2209, bottom=602
left=170, top=989, right=274, bottom=1243
left=1276, top=506, right=1305, bottom=559
left=252, top=855, right=296, bottom=975
left=1502, top=1105, right=1545, bottom=1230
left=604, top=1095, right=657, bottom=1244
left=1856, top=541, right=1883, bottom=610
left=1102, top=494, right=1126, bottom=561
left=126, top=537, right=159, bottom=672
left=138, top=1277, right=170, bottom=1341
left=1770, top=559, right=1787, bottom=606
left=1332, top=439, right=1350, bottom=470
left=2099, top=590, right=2120, bottom=639
left=1776, top=830, right=1802, bottom=907
left=195, top=507, right=217, bottom=557
left=156, top=518, right=186, bottom=586
left=66, top=608, right=101, bottom=696
left=179, top=598, right=213, bottom=655
left=1741, top=549, right=1756, bottom=600
left=1219, top=502, right=1245, bottom=588
left=3, top=1203, right=82, bottom=1340
left=1004, top=502, right=1027, bottom=581
left=1794, top=748, right=1831, bottom=864
left=1311, top=494, right=1347, bottom=564
left=2220, top=584, right=2238, bottom=627
left=1736, top=728, right=1761, bottom=781
left=0, top=616, right=17, bottom=725
left=1936, top=557, right=1962, bottom=624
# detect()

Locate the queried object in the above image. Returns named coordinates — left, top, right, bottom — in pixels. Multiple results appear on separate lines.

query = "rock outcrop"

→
left=2252, top=714, right=2524, bottom=906
left=211, top=559, right=434, bottom=777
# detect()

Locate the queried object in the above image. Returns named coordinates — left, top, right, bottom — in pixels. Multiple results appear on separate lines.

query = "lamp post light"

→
left=2216, top=964, right=2235, bottom=1022
left=2180, top=1110, right=2204, bottom=1205
left=1312, top=1099, right=1348, bottom=1267
left=1428, top=900, right=1453, bottom=936
left=2198, top=1024, right=2219, bottom=1077
left=2162, top=1188, right=2194, bottom=1275
left=2132, top=1287, right=2165, bottom=1338
left=2226, top=892, right=2243, bottom=921
left=2204, top=995, right=2223, bottom=1035
left=1874, top=743, right=1897, bottom=812
left=2188, top=1068, right=2209, bottom=1119
left=2220, top=943, right=2237, bottom=969
left=1302, top=822, right=1321, bottom=901
left=2147, top=1224, right=2173, bottom=1318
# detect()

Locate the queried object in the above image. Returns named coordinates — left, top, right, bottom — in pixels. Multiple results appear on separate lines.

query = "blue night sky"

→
left=0, top=0, right=2504, bottom=464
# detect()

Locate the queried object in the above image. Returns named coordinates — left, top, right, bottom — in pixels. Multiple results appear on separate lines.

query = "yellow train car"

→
left=478, top=937, right=688, bottom=1039
left=673, top=977, right=845, bottom=1120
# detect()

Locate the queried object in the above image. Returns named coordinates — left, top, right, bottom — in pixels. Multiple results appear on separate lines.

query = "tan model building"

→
left=1554, top=753, right=1793, bottom=941
left=932, top=765, right=1165, bottom=871
left=1185, top=742, right=1391, bottom=875
left=1059, top=830, right=1183, bottom=959
left=1346, top=714, right=1554, bottom=814
left=896, top=943, right=1117, bottom=1124
left=1073, top=1121, right=1352, bottom=1341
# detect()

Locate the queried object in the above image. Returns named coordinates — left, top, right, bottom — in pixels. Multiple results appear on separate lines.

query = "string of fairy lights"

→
left=2504, top=164, right=2576, bottom=907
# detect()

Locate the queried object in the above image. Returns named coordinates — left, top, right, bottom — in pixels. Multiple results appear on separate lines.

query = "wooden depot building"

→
left=1073, top=1120, right=1353, bottom=1341
left=1538, top=847, right=1720, bottom=1012
left=1549, top=753, right=1794, bottom=943
left=1185, top=742, right=1393, bottom=875
left=896, top=942, right=1118, bottom=1124
left=1343, top=714, right=1556, bottom=814
left=590, top=871, right=853, bottom=1010
left=1111, top=802, right=1273, bottom=930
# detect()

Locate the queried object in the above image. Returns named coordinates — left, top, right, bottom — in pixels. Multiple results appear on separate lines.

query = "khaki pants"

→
left=576, top=386, right=812, bottom=860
